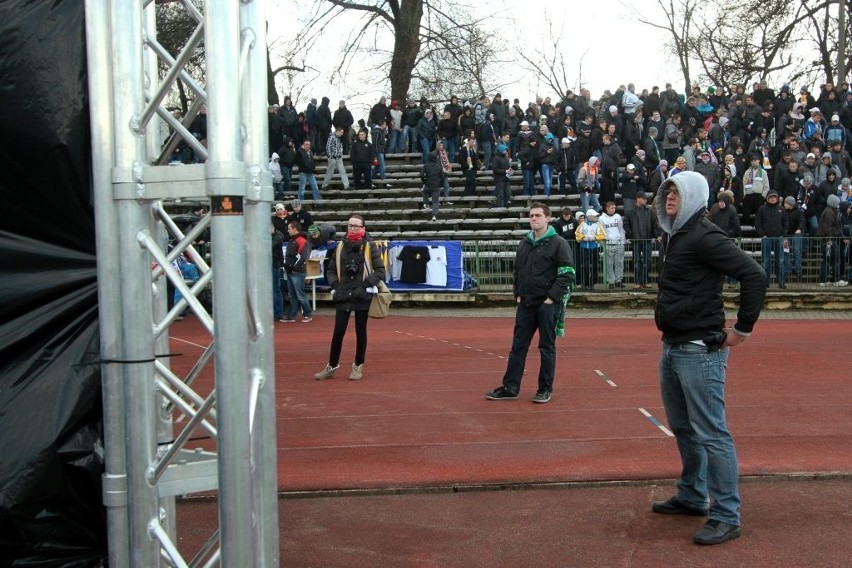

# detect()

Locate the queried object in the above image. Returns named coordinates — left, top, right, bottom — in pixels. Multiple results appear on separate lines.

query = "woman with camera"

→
left=314, top=215, right=386, bottom=381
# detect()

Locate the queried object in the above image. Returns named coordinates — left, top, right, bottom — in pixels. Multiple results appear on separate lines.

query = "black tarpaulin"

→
left=0, top=0, right=106, bottom=565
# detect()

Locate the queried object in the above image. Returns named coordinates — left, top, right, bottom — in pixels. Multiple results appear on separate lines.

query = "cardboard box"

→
left=306, top=258, right=322, bottom=278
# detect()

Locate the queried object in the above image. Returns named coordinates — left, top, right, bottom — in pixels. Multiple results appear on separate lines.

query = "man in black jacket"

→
left=624, top=191, right=656, bottom=288
left=485, top=202, right=575, bottom=404
left=651, top=171, right=765, bottom=546
left=755, top=190, right=788, bottom=288
left=316, top=96, right=333, bottom=156
left=332, top=100, right=354, bottom=154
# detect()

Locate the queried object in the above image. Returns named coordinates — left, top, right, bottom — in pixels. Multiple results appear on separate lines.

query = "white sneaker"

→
left=835, top=280, right=848, bottom=287
left=819, top=282, right=828, bottom=287
left=314, top=364, right=339, bottom=380
left=349, top=363, right=364, bottom=380
left=431, top=216, right=437, bottom=222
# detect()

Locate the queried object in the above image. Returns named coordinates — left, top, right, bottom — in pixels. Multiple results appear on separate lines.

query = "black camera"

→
left=345, top=259, right=359, bottom=276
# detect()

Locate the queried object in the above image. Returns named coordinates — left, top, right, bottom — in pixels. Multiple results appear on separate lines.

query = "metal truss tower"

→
left=85, top=1, right=279, bottom=565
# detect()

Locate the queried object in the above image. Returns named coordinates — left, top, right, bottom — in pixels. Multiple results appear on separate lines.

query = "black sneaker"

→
left=485, top=387, right=518, bottom=400
left=532, top=391, right=552, bottom=403
left=693, top=519, right=741, bottom=545
left=651, top=496, right=709, bottom=516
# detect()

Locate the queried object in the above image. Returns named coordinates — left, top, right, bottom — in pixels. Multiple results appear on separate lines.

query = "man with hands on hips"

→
left=651, top=171, right=765, bottom=545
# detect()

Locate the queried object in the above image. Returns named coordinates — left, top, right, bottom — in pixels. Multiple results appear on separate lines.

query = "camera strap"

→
left=335, top=241, right=371, bottom=281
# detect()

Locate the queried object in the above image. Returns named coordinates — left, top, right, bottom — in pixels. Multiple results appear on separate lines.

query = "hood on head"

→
left=654, top=171, right=709, bottom=235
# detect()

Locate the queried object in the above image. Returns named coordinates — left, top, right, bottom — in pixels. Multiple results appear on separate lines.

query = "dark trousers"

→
left=328, top=309, right=369, bottom=366
left=741, top=193, right=763, bottom=226
left=495, top=177, right=511, bottom=207
left=501, top=302, right=559, bottom=395
left=352, top=162, right=372, bottom=189
left=579, top=246, right=600, bottom=288
left=463, top=169, right=477, bottom=195
left=632, top=240, right=652, bottom=285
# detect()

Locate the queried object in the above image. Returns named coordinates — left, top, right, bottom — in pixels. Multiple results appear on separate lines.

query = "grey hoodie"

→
left=655, top=171, right=709, bottom=235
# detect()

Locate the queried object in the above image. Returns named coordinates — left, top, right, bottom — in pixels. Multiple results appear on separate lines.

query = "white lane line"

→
left=594, top=369, right=618, bottom=387
left=638, top=408, right=674, bottom=437
left=171, top=336, right=208, bottom=350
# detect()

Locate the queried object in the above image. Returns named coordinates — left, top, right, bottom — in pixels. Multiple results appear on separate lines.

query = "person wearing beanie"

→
left=331, top=99, right=354, bottom=154
left=709, top=189, right=741, bottom=240
left=782, top=195, right=805, bottom=278
left=307, top=222, right=337, bottom=248
left=817, top=194, right=848, bottom=286
left=815, top=169, right=840, bottom=217
left=755, top=191, right=788, bottom=288
left=574, top=208, right=605, bottom=289
left=577, top=156, right=602, bottom=212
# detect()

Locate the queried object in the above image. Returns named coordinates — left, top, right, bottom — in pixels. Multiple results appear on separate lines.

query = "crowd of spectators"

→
left=179, top=79, right=852, bottom=287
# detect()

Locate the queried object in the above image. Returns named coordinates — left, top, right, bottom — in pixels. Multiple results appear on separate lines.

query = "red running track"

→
left=168, top=314, right=852, bottom=493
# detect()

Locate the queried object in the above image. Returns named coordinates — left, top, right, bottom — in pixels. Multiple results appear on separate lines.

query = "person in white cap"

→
left=574, top=208, right=605, bottom=289
left=826, top=114, right=846, bottom=148
left=803, top=107, right=827, bottom=146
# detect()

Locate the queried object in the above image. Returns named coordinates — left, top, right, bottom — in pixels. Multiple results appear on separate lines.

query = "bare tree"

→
left=631, top=0, right=850, bottom=94
left=155, top=0, right=206, bottom=111
left=513, top=17, right=574, bottom=98
left=289, top=0, right=490, bottom=103
left=628, top=0, right=699, bottom=93
left=411, top=18, right=509, bottom=101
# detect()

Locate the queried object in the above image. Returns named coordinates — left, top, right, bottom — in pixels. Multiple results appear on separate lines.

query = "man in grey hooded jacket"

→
left=651, top=171, right=766, bottom=546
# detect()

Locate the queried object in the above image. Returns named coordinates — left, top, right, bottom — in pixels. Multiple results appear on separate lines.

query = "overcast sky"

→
left=264, top=0, right=678, bottom=116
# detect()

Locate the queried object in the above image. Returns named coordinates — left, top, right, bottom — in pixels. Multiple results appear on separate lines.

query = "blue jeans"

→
left=540, top=164, right=553, bottom=196
left=480, top=141, right=493, bottom=170
left=402, top=125, right=417, bottom=152
left=761, top=236, right=785, bottom=286
left=784, top=234, right=803, bottom=275
left=660, top=341, right=739, bottom=525
left=444, top=137, right=458, bottom=164
left=580, top=191, right=602, bottom=213
left=522, top=169, right=536, bottom=195
left=273, top=267, right=284, bottom=319
left=372, top=152, right=386, bottom=180
left=298, top=173, right=321, bottom=201
left=501, top=301, right=559, bottom=395
left=420, top=137, right=432, bottom=164
left=285, top=271, right=312, bottom=319
left=282, top=166, right=292, bottom=196
left=387, top=129, right=400, bottom=154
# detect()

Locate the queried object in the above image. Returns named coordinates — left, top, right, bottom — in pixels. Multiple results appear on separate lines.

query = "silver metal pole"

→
left=241, top=1, right=280, bottom=565
left=109, top=1, right=160, bottom=565
left=204, top=2, right=254, bottom=565
left=84, top=2, right=130, bottom=566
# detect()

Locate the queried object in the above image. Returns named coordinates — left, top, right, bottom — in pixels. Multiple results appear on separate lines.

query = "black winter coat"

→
left=656, top=211, right=765, bottom=342
left=513, top=230, right=574, bottom=305
left=326, top=238, right=386, bottom=311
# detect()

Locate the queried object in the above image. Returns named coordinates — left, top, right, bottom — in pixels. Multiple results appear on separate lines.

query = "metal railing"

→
left=462, top=237, right=852, bottom=292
